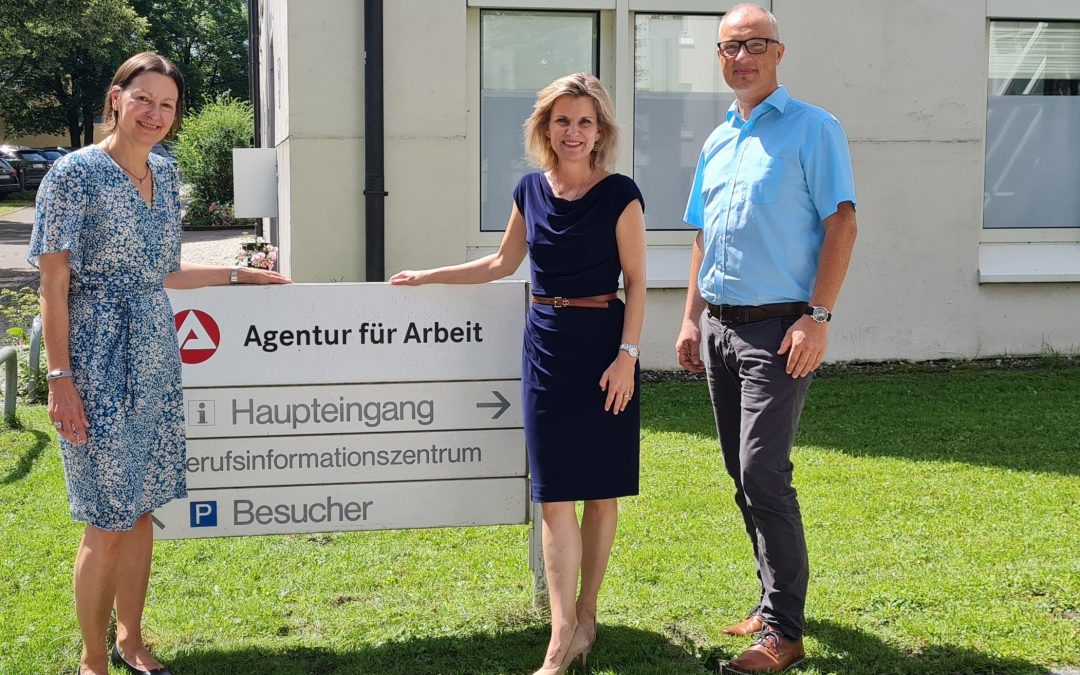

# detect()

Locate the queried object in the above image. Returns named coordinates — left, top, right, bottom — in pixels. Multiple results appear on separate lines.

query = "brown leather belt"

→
left=532, top=292, right=618, bottom=309
left=707, top=301, right=808, bottom=325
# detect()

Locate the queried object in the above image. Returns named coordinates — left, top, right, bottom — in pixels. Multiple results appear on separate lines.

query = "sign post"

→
left=159, top=282, right=542, bottom=593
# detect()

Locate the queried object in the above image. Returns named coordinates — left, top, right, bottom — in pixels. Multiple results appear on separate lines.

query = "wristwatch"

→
left=229, top=266, right=239, bottom=285
left=805, top=305, right=832, bottom=323
left=619, top=343, right=640, bottom=359
left=46, top=369, right=74, bottom=381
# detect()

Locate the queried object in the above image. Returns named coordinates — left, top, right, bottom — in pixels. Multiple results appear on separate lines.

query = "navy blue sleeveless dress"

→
left=513, top=172, right=643, bottom=503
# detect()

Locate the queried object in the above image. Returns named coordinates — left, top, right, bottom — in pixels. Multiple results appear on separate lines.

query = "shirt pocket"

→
left=749, top=156, right=787, bottom=204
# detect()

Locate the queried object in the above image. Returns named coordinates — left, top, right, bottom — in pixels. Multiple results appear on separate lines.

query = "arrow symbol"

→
left=476, top=390, right=510, bottom=419
left=152, top=515, right=165, bottom=530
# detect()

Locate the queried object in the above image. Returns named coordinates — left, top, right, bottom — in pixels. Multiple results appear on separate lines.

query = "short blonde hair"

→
left=523, top=73, right=619, bottom=172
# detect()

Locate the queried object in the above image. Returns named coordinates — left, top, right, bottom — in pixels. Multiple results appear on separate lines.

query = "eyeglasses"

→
left=716, top=38, right=780, bottom=58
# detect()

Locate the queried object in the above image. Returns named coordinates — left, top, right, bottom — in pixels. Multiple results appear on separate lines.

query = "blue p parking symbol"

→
left=190, top=501, right=218, bottom=527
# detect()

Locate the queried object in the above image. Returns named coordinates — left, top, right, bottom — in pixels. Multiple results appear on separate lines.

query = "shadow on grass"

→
left=164, top=624, right=707, bottom=674
left=0, top=429, right=49, bottom=484
left=793, top=618, right=1054, bottom=675
left=150, top=619, right=1064, bottom=675
left=641, top=370, right=1080, bottom=476
left=698, top=619, right=1057, bottom=675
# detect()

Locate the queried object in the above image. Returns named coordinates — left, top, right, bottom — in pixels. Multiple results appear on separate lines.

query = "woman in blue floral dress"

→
left=30, top=53, right=288, bottom=675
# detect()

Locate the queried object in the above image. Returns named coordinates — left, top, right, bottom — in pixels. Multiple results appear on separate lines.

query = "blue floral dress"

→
left=29, top=145, right=187, bottom=532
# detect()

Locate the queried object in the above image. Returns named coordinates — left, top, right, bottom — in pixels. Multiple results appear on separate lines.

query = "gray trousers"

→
left=702, top=311, right=811, bottom=641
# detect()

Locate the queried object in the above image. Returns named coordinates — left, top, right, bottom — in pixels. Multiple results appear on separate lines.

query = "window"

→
left=984, top=21, right=1080, bottom=229
left=479, top=10, right=599, bottom=231
left=634, top=13, right=732, bottom=230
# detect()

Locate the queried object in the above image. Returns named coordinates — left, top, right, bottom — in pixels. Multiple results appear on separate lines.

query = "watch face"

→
left=628, top=345, right=639, bottom=358
left=812, top=306, right=830, bottom=322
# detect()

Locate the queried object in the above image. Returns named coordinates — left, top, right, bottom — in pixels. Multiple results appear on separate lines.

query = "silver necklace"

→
left=551, top=169, right=597, bottom=200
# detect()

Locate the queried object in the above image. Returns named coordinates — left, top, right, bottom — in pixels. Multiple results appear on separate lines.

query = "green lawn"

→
left=1, top=366, right=1078, bottom=674
left=0, top=190, right=36, bottom=216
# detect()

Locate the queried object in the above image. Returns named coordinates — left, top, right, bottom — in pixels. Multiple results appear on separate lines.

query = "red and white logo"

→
left=174, top=309, right=221, bottom=365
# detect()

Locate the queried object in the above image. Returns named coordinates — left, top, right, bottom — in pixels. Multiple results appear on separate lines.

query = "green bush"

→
left=0, top=287, right=46, bottom=403
left=0, top=287, right=38, bottom=346
left=174, top=95, right=253, bottom=214
left=181, top=198, right=252, bottom=228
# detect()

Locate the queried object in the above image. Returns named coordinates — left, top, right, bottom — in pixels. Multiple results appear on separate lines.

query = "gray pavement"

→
left=0, top=207, right=38, bottom=289
left=0, top=206, right=253, bottom=291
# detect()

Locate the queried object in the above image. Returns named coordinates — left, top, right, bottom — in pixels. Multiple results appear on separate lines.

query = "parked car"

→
left=0, top=158, right=20, bottom=196
left=36, top=146, right=71, bottom=155
left=151, top=143, right=177, bottom=164
left=0, top=145, right=49, bottom=190
left=35, top=148, right=67, bottom=166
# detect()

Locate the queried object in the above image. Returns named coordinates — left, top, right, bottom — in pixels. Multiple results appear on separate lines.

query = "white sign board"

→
left=157, top=282, right=529, bottom=539
left=154, top=478, right=527, bottom=539
left=232, top=147, right=278, bottom=218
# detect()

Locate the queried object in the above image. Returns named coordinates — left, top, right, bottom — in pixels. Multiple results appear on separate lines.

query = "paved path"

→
left=0, top=208, right=38, bottom=289
left=0, top=207, right=253, bottom=291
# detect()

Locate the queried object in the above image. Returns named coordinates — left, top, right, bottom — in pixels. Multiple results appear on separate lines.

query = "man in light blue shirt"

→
left=675, top=5, right=857, bottom=673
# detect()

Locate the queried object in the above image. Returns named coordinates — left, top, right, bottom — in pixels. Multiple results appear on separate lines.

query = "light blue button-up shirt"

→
left=684, top=86, right=856, bottom=306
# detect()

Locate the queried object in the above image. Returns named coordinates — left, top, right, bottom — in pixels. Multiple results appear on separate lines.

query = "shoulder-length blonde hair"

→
left=524, top=73, right=619, bottom=172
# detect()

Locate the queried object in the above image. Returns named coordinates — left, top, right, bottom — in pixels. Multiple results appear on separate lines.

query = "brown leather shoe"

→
left=721, top=611, right=766, bottom=636
left=724, top=628, right=804, bottom=674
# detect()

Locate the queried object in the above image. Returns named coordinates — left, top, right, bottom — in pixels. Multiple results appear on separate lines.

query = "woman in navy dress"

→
left=31, top=53, right=288, bottom=675
left=391, top=72, right=645, bottom=675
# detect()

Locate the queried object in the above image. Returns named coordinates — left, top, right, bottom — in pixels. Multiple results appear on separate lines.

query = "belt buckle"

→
left=553, top=296, right=571, bottom=308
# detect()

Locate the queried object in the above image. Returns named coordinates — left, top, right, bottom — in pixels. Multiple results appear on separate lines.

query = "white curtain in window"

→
left=633, top=13, right=732, bottom=230
left=480, top=11, right=598, bottom=231
left=985, top=21, right=1080, bottom=229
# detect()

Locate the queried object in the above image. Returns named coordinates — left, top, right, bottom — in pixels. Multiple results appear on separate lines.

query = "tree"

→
left=174, top=94, right=252, bottom=215
left=130, top=0, right=250, bottom=111
left=0, top=0, right=148, bottom=147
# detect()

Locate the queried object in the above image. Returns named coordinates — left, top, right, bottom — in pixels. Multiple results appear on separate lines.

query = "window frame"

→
left=980, top=3, right=1080, bottom=282
left=986, top=0, right=1080, bottom=22
left=466, top=0, right=753, bottom=286
left=982, top=4, right=1080, bottom=244
left=476, top=8, right=603, bottom=233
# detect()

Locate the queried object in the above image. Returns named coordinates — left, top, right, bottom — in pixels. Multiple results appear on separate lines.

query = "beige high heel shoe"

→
left=532, top=625, right=591, bottom=675
left=580, top=619, right=596, bottom=660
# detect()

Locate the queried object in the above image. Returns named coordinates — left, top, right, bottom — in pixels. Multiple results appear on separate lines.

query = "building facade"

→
left=252, top=0, right=1080, bottom=369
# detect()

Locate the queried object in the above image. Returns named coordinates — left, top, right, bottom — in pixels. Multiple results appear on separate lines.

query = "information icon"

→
left=188, top=400, right=216, bottom=426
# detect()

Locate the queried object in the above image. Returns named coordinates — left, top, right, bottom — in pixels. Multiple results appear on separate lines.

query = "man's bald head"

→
left=717, top=3, right=785, bottom=111
left=721, top=4, right=780, bottom=41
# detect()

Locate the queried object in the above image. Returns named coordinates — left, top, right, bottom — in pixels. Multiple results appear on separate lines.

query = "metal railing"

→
left=0, top=345, right=15, bottom=425
left=0, top=316, right=43, bottom=426
left=29, top=315, right=42, bottom=400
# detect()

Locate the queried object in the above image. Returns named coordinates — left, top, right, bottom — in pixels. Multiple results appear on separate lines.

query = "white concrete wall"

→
left=383, top=1, right=470, bottom=277
left=264, top=0, right=366, bottom=282
left=775, top=0, right=988, bottom=361
left=261, top=0, right=1080, bottom=368
left=773, top=0, right=1079, bottom=362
